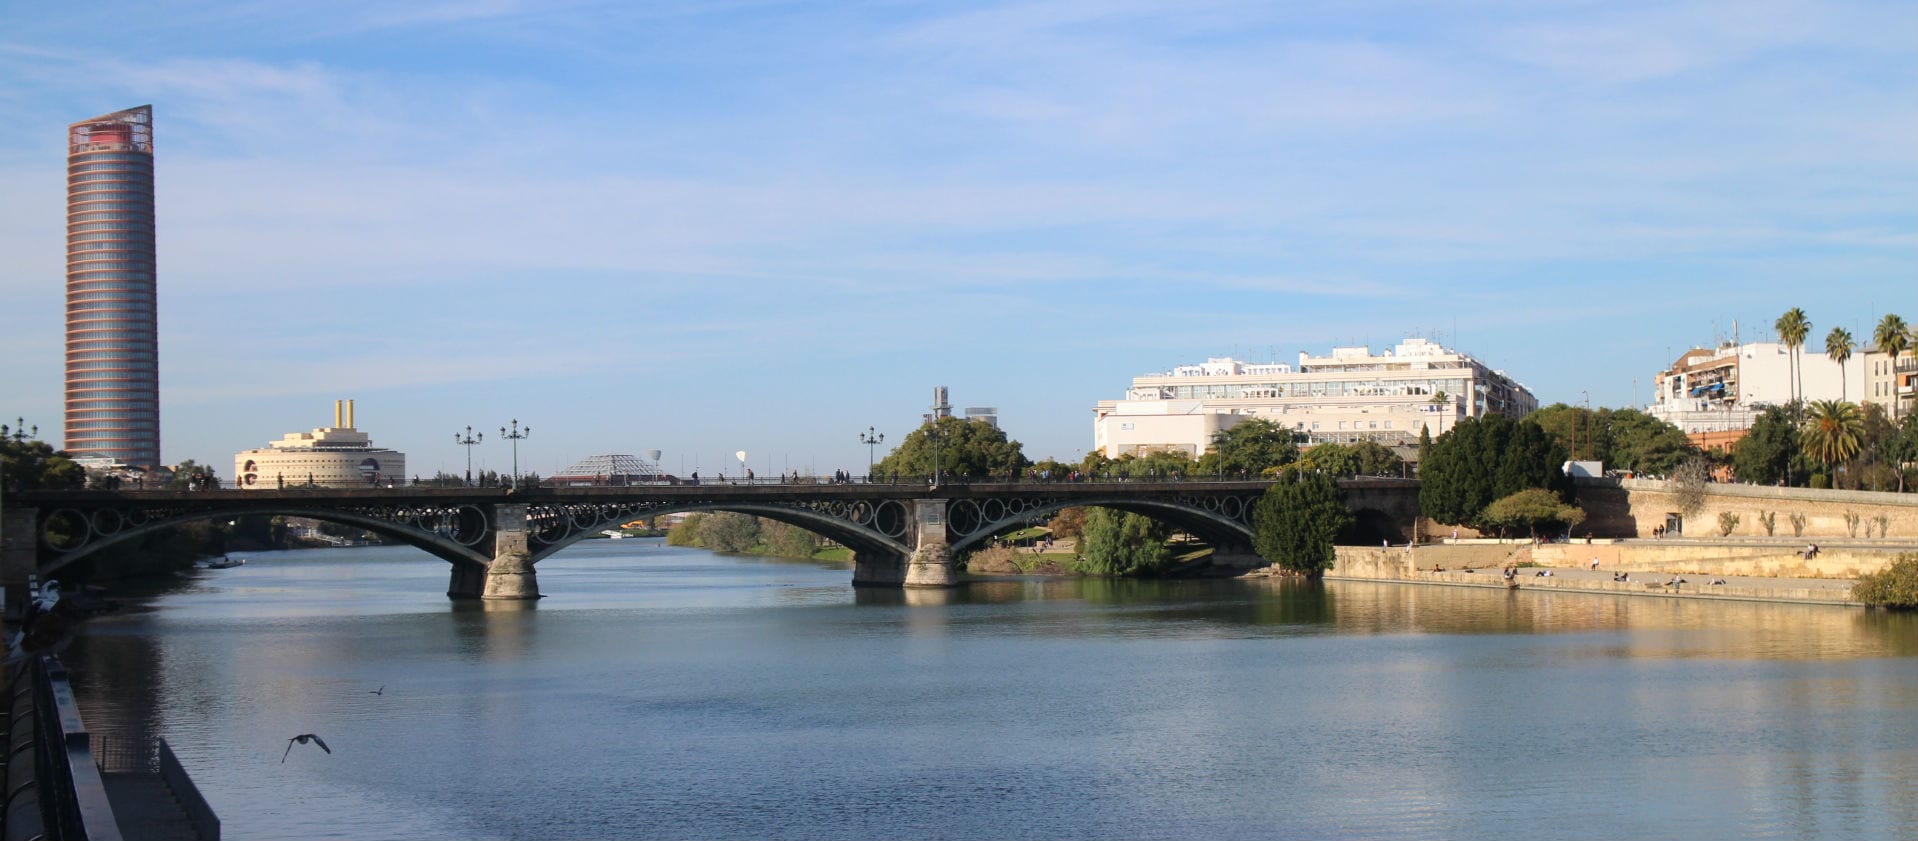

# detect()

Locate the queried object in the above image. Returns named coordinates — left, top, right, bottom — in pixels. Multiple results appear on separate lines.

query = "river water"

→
left=63, top=541, right=1918, bottom=840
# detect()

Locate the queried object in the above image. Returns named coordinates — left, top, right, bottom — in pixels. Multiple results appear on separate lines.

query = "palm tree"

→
left=1799, top=400, right=1863, bottom=475
left=1775, top=308, right=1811, bottom=408
left=1874, top=313, right=1910, bottom=420
left=1825, top=327, right=1854, bottom=401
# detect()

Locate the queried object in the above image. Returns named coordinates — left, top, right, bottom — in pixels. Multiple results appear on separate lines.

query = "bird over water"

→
left=283, top=734, right=331, bottom=763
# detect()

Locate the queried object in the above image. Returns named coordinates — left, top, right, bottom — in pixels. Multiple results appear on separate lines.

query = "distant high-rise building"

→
left=65, top=105, right=159, bottom=467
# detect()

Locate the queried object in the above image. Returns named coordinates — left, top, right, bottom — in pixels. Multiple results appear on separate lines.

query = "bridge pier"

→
left=851, top=551, right=905, bottom=587
left=904, top=500, right=956, bottom=588
left=481, top=504, right=540, bottom=600
left=447, top=562, right=486, bottom=599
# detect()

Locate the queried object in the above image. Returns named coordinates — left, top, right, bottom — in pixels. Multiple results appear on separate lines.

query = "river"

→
left=63, top=541, right=1918, bottom=840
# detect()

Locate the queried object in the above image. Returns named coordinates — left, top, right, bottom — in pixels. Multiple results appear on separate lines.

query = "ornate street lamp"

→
left=859, top=426, right=884, bottom=481
left=1, top=418, right=34, bottom=445
left=454, top=426, right=483, bottom=486
left=500, top=419, right=531, bottom=488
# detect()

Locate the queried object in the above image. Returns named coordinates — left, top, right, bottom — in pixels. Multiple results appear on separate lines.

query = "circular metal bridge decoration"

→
left=519, top=498, right=914, bottom=548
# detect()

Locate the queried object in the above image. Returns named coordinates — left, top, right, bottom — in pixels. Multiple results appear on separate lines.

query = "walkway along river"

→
left=61, top=541, right=1918, bottom=840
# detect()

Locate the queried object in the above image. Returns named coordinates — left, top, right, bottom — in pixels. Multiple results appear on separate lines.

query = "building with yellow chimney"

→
left=233, top=400, right=407, bottom=489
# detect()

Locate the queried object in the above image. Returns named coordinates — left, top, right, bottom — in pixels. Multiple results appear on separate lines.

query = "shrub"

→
left=1853, top=553, right=1918, bottom=609
left=1716, top=511, right=1741, bottom=536
left=1789, top=513, right=1808, bottom=537
left=1758, top=511, right=1777, bottom=536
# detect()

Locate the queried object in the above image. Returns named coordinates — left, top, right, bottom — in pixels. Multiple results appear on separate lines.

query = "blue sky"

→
left=1, top=0, right=1913, bottom=478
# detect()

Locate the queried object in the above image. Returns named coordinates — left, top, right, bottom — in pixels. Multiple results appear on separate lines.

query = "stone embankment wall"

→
left=1578, top=479, right=1918, bottom=541
left=1531, top=541, right=1899, bottom=579
left=1325, top=545, right=1860, bottom=605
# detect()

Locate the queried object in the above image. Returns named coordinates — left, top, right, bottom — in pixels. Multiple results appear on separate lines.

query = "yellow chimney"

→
left=334, top=400, right=342, bottom=429
left=347, top=399, right=356, bottom=429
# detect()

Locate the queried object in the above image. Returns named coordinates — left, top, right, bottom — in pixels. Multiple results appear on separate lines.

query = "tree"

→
left=1417, top=414, right=1570, bottom=528
left=1776, top=308, right=1811, bottom=409
left=167, top=459, right=220, bottom=489
left=1874, top=313, right=1911, bottom=420
left=1299, top=441, right=1404, bottom=477
left=1251, top=472, right=1353, bottom=576
left=697, top=512, right=761, bottom=553
left=1480, top=488, right=1584, bottom=539
left=760, top=520, right=822, bottom=559
left=1826, top=327, right=1855, bottom=401
left=666, top=513, right=707, bottom=546
left=1074, top=508, right=1172, bottom=576
left=1603, top=409, right=1698, bottom=476
left=1882, top=413, right=1918, bottom=493
left=1800, top=400, right=1864, bottom=474
left=1732, top=405, right=1802, bottom=485
left=0, top=432, right=85, bottom=492
left=1108, top=449, right=1198, bottom=480
left=1047, top=507, right=1089, bottom=541
left=1196, top=418, right=1301, bottom=478
left=873, top=416, right=1030, bottom=481
left=1671, top=455, right=1712, bottom=518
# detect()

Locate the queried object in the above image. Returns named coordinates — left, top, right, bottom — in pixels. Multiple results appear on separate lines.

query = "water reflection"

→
left=55, top=543, right=1918, bottom=841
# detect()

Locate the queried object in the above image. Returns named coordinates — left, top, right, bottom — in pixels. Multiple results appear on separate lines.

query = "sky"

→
left=1, top=0, right=1913, bottom=478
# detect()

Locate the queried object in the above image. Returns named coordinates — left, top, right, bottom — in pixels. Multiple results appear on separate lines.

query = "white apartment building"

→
left=1093, top=338, right=1538, bottom=458
left=234, top=400, right=407, bottom=489
left=1647, top=342, right=1866, bottom=435
left=1863, top=348, right=1917, bottom=418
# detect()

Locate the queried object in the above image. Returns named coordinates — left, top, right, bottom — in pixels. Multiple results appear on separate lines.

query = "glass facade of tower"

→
left=65, top=105, right=159, bottom=467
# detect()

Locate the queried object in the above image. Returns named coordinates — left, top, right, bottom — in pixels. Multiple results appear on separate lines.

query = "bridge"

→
left=2, top=479, right=1421, bottom=601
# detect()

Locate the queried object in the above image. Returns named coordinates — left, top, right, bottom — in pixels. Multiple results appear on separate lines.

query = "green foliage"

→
left=760, top=520, right=822, bottom=560
left=1300, top=441, right=1404, bottom=477
left=1716, top=511, right=1742, bottom=536
left=1416, top=415, right=1570, bottom=528
left=1800, top=400, right=1864, bottom=470
left=1873, top=314, right=1910, bottom=420
left=1107, top=450, right=1199, bottom=479
left=1480, top=488, right=1584, bottom=538
left=0, top=434, right=85, bottom=492
left=1733, top=405, right=1804, bottom=485
left=1073, top=508, right=1172, bottom=576
left=1047, top=507, right=1088, bottom=541
left=873, top=416, right=1030, bottom=481
left=1530, top=404, right=1699, bottom=473
left=697, top=512, right=761, bottom=553
left=1028, top=458, right=1077, bottom=481
left=1195, top=418, right=1301, bottom=477
left=1252, top=472, right=1354, bottom=575
left=666, top=513, right=707, bottom=546
left=1852, top=553, right=1918, bottom=609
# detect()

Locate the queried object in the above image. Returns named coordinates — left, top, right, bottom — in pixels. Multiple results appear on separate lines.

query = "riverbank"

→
left=1320, top=543, right=1888, bottom=606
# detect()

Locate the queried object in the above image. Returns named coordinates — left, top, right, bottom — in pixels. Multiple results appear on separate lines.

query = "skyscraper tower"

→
left=65, top=105, right=159, bottom=467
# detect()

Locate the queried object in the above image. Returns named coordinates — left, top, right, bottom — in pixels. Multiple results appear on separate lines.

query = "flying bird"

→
left=283, top=734, right=331, bottom=763
left=369, top=686, right=384, bottom=695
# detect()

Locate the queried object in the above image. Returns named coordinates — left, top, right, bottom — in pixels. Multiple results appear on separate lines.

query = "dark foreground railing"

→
left=6, top=656, right=121, bottom=841
left=91, top=736, right=219, bottom=841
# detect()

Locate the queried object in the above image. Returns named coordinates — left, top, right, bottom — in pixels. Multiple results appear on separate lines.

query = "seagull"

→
left=283, top=734, right=331, bottom=763
left=369, top=686, right=384, bottom=695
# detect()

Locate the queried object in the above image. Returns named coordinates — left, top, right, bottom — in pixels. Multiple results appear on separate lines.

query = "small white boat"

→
left=204, top=556, right=247, bottom=570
